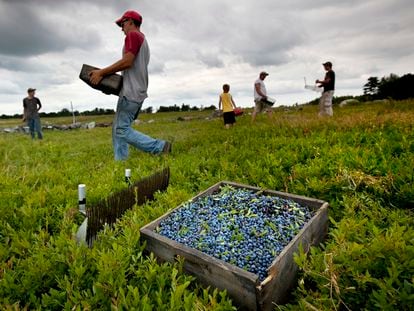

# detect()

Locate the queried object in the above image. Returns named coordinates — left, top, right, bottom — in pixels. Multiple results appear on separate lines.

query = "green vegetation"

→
left=1, top=100, right=413, bottom=310
left=363, top=73, right=414, bottom=101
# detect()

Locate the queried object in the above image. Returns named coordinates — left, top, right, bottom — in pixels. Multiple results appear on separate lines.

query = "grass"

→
left=0, top=100, right=413, bottom=310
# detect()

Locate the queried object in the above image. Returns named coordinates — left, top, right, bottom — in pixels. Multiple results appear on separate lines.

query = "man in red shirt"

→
left=90, top=10, right=171, bottom=160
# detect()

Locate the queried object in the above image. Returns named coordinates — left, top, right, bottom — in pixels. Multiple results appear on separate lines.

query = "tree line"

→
left=2, top=73, right=412, bottom=119
left=0, top=104, right=217, bottom=119
left=157, top=104, right=216, bottom=112
left=1, top=107, right=116, bottom=120
left=363, top=73, right=414, bottom=101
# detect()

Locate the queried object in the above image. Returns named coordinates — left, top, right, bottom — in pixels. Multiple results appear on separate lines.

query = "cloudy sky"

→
left=0, top=0, right=413, bottom=115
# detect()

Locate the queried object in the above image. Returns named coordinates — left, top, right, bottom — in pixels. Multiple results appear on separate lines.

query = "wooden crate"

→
left=140, top=181, right=329, bottom=310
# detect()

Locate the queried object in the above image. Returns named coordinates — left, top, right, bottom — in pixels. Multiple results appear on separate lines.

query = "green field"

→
left=1, top=101, right=413, bottom=310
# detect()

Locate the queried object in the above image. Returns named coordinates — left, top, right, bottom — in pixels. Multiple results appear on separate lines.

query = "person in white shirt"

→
left=252, top=71, right=273, bottom=122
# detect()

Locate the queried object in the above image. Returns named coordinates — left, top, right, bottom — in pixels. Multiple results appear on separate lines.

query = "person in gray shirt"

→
left=23, top=88, right=43, bottom=139
left=89, top=10, right=171, bottom=160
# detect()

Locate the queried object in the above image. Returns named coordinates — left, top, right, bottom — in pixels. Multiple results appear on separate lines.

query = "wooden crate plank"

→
left=258, top=204, right=329, bottom=310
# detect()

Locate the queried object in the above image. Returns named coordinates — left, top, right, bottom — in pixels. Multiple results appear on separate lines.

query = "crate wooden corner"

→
left=140, top=181, right=329, bottom=311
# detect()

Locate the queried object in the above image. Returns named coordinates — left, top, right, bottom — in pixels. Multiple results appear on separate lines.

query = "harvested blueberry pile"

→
left=156, top=185, right=314, bottom=281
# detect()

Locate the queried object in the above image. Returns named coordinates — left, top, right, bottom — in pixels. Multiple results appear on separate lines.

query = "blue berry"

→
left=157, top=186, right=313, bottom=281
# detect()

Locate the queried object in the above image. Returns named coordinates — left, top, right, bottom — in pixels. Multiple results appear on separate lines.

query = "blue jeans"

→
left=27, top=117, right=43, bottom=139
left=113, top=96, right=165, bottom=160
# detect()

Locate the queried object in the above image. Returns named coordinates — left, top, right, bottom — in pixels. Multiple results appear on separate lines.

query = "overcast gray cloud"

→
left=0, top=0, right=101, bottom=57
left=0, top=0, right=413, bottom=115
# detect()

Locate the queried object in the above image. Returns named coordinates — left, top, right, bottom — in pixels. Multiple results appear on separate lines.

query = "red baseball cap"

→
left=115, top=10, right=142, bottom=27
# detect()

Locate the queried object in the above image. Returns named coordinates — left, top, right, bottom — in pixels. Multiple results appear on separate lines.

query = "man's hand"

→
left=89, top=70, right=104, bottom=85
left=88, top=52, right=134, bottom=85
left=316, top=79, right=324, bottom=87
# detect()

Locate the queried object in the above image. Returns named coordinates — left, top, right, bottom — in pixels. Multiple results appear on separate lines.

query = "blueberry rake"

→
left=77, top=167, right=170, bottom=246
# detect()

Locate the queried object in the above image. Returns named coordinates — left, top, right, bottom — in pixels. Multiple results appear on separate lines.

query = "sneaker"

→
left=162, top=141, right=172, bottom=154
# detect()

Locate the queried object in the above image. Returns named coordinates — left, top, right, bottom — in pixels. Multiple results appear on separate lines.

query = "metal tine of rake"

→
left=86, top=167, right=170, bottom=246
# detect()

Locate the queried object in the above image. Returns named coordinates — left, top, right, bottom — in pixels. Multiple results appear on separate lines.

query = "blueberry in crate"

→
left=140, top=181, right=328, bottom=310
left=156, top=185, right=314, bottom=281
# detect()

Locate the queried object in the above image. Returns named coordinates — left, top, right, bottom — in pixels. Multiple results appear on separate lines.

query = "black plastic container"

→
left=79, top=64, right=123, bottom=96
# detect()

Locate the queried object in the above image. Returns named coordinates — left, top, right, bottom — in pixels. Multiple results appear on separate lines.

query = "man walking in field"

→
left=23, top=88, right=43, bottom=140
left=89, top=10, right=171, bottom=161
left=252, top=71, right=273, bottom=122
left=316, top=61, right=335, bottom=117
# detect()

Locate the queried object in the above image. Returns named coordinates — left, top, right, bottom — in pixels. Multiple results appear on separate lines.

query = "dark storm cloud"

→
left=0, top=0, right=102, bottom=57
left=0, top=56, right=48, bottom=72
left=1, top=0, right=413, bottom=115
left=141, top=1, right=306, bottom=68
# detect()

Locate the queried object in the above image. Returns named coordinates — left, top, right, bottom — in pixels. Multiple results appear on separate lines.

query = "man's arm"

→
left=36, top=98, right=42, bottom=111
left=89, top=52, right=135, bottom=85
left=218, top=95, right=222, bottom=110
left=22, top=99, right=26, bottom=121
left=316, top=74, right=331, bottom=86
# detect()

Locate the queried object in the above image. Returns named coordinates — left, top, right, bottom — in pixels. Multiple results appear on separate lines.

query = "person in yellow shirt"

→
left=218, top=84, right=237, bottom=129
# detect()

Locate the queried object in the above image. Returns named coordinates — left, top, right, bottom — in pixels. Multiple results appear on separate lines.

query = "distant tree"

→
left=203, top=105, right=216, bottom=111
left=377, top=73, right=399, bottom=99
left=157, top=105, right=181, bottom=112
left=377, top=73, right=414, bottom=100
left=190, top=106, right=199, bottom=111
left=378, top=74, right=414, bottom=100
left=40, top=112, right=56, bottom=117
left=157, top=106, right=169, bottom=112
left=80, top=107, right=114, bottom=116
left=363, top=77, right=379, bottom=97
left=396, top=74, right=414, bottom=100
left=1, top=113, right=23, bottom=119
left=360, top=73, right=414, bottom=101
left=143, top=106, right=153, bottom=114
left=181, top=104, right=190, bottom=111
left=58, top=108, right=72, bottom=117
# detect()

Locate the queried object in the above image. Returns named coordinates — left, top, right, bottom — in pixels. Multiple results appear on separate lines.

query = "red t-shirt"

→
left=124, top=31, right=144, bottom=55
